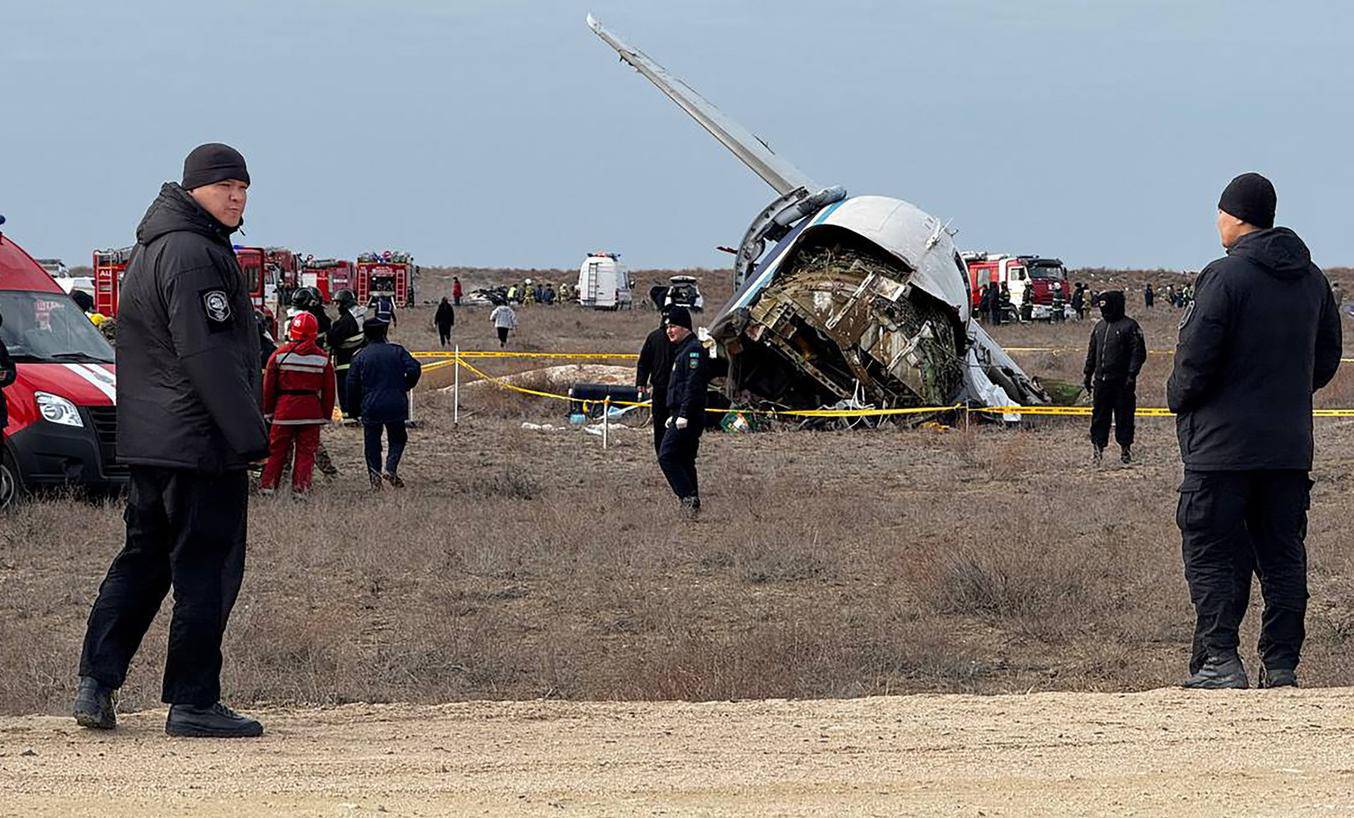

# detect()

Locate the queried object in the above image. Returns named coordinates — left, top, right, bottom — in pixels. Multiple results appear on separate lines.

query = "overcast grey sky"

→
left=4, top=0, right=1351, bottom=271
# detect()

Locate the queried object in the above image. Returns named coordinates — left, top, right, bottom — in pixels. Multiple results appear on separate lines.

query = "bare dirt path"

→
left=1, top=687, right=1350, bottom=817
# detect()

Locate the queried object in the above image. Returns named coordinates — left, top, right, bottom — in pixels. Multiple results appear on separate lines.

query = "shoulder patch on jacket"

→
left=201, top=289, right=233, bottom=330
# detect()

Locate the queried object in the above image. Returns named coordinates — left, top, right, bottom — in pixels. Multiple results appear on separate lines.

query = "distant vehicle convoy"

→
left=36, top=258, right=94, bottom=298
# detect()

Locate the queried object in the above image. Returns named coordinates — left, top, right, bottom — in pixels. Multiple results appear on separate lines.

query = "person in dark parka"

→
left=347, top=310, right=421, bottom=489
left=75, top=143, right=268, bottom=738
left=434, top=297, right=455, bottom=348
left=657, top=307, right=708, bottom=515
left=1168, top=172, right=1341, bottom=690
left=1083, top=290, right=1146, bottom=464
left=635, top=307, right=676, bottom=456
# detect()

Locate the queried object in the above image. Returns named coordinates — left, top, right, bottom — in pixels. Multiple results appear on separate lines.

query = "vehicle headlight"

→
left=35, top=392, right=84, bottom=428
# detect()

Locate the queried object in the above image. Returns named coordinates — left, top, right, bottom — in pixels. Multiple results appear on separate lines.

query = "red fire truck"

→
left=265, top=247, right=301, bottom=292
left=91, top=244, right=277, bottom=333
left=963, top=253, right=1070, bottom=319
left=93, top=246, right=134, bottom=318
left=299, top=258, right=354, bottom=303
left=356, top=251, right=415, bottom=307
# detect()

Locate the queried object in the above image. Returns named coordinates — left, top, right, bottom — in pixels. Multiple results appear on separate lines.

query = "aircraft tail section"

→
left=586, top=14, right=818, bottom=196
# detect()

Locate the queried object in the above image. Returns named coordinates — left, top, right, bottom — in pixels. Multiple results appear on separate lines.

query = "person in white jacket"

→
left=489, top=303, right=517, bottom=349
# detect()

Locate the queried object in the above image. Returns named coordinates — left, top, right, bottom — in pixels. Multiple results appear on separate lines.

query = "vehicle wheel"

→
left=0, top=448, right=22, bottom=512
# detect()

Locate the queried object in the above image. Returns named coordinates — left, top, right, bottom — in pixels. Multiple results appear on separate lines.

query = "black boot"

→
left=1260, top=667, right=1298, bottom=689
left=368, top=470, right=384, bottom=491
left=680, top=496, right=701, bottom=518
left=1121, top=445, right=1132, bottom=464
left=1183, top=653, right=1249, bottom=689
left=166, top=702, right=263, bottom=738
left=1092, top=446, right=1104, bottom=465
left=73, top=677, right=117, bottom=730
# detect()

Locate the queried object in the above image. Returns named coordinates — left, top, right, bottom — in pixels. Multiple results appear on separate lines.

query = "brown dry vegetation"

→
left=2, top=273, right=1352, bottom=716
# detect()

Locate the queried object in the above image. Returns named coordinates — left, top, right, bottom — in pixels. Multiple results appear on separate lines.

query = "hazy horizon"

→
left=5, top=1, right=1351, bottom=270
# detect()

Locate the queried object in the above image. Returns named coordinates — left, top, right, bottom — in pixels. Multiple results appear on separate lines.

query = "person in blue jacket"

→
left=347, top=303, right=421, bottom=489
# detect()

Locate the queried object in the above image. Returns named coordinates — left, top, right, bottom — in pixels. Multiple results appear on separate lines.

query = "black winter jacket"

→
left=665, top=333, right=709, bottom=427
left=434, top=300, right=455, bottom=329
left=1083, top=291, right=1146, bottom=385
left=1167, top=228, right=1341, bottom=471
left=635, top=325, right=675, bottom=398
left=327, top=308, right=364, bottom=370
left=347, top=340, right=422, bottom=424
left=115, top=183, right=267, bottom=472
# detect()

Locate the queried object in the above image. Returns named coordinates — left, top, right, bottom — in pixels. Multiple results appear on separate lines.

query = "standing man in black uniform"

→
left=1168, top=173, right=1341, bottom=689
left=1083, top=290, right=1146, bottom=464
left=657, top=307, right=708, bottom=514
left=635, top=307, right=676, bottom=457
left=327, top=288, right=365, bottom=423
left=74, top=144, right=269, bottom=737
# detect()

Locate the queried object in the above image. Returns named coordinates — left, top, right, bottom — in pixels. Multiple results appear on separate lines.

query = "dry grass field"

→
left=2, top=268, right=1352, bottom=717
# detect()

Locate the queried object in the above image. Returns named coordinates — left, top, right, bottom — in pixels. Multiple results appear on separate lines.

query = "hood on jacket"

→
left=1229, top=227, right=1313, bottom=281
left=1098, top=290, right=1126, bottom=322
left=135, top=182, right=238, bottom=247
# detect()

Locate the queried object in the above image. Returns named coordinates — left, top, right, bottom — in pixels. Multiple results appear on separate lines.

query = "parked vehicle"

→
left=963, top=253, right=1070, bottom=319
left=2, top=227, right=125, bottom=509
left=576, top=251, right=633, bottom=310
left=36, top=258, right=94, bottom=298
left=356, top=250, right=415, bottom=308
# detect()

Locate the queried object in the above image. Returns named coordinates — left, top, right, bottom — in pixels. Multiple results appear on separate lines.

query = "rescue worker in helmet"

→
left=326, top=289, right=366, bottom=423
left=259, top=311, right=335, bottom=497
left=285, top=286, right=338, bottom=476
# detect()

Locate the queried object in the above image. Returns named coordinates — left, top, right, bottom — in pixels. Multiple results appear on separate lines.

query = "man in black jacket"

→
left=1168, top=172, right=1341, bottom=690
left=1083, top=290, right=1146, bottom=464
left=327, top=289, right=365, bottom=422
left=635, top=307, right=676, bottom=456
left=657, top=307, right=708, bottom=515
left=75, top=144, right=269, bottom=738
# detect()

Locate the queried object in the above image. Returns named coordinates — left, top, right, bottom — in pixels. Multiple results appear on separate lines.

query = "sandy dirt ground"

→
left=1, top=687, right=1350, bottom=817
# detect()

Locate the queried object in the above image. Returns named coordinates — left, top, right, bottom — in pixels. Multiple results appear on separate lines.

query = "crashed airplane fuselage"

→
left=587, top=15, right=1047, bottom=415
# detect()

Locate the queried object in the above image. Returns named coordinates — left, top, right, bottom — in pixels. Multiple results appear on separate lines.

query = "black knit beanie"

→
left=666, top=306, right=693, bottom=330
left=1218, top=172, right=1275, bottom=229
left=182, top=143, right=250, bottom=190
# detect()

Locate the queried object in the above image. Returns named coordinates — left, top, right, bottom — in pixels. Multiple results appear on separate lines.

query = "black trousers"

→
left=658, top=425, right=701, bottom=500
left=1089, top=378, right=1136, bottom=448
left=335, top=368, right=352, bottom=418
left=496, top=327, right=510, bottom=347
left=1178, top=470, right=1311, bottom=673
left=364, top=421, right=408, bottom=476
left=437, top=325, right=452, bottom=347
left=79, top=466, right=248, bottom=705
left=650, top=397, right=669, bottom=458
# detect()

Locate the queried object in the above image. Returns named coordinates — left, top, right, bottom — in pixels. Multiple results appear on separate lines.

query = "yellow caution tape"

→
left=412, top=350, right=638, bottom=360
left=431, top=354, right=1354, bottom=420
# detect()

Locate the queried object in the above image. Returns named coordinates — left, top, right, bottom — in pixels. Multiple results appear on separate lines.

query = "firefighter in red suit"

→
left=259, top=311, right=335, bottom=495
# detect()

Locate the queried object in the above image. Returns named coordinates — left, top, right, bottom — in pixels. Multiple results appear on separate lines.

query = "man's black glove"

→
left=1083, top=377, right=1093, bottom=394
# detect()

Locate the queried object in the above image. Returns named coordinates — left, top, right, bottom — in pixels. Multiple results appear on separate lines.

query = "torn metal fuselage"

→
left=710, top=194, right=1047, bottom=417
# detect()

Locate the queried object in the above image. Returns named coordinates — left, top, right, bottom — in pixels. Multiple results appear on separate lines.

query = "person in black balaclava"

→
left=1168, top=172, right=1341, bottom=690
left=1083, top=290, right=1145, bottom=465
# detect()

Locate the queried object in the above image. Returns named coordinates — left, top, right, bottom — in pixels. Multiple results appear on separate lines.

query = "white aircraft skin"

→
left=586, top=14, right=1044, bottom=411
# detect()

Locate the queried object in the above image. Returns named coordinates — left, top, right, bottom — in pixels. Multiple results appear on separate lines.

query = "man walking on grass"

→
left=1169, top=172, right=1341, bottom=690
left=75, top=143, right=268, bottom=737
